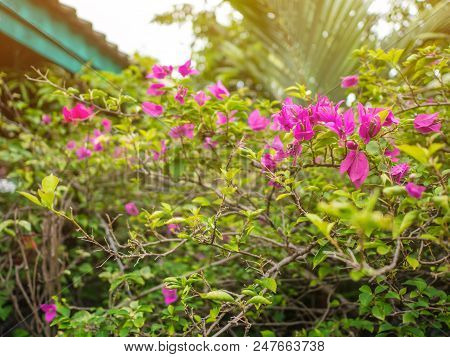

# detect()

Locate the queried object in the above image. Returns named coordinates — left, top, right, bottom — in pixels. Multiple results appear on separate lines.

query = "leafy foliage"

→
left=0, top=44, right=448, bottom=337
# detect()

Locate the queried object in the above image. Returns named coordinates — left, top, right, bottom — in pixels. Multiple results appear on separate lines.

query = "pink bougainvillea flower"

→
left=153, top=140, right=167, bottom=160
left=293, top=114, right=314, bottom=141
left=62, top=103, right=93, bottom=123
left=317, top=100, right=343, bottom=123
left=261, top=153, right=277, bottom=171
left=309, top=95, right=333, bottom=123
left=42, top=114, right=51, bottom=125
left=384, top=147, right=400, bottom=162
left=208, top=80, right=230, bottom=100
left=147, top=83, right=165, bottom=96
left=40, top=303, right=57, bottom=323
left=341, top=75, right=359, bottom=88
left=325, top=108, right=355, bottom=140
left=125, top=202, right=139, bottom=216
left=270, top=113, right=283, bottom=131
left=405, top=182, right=426, bottom=199
left=162, top=287, right=178, bottom=305
left=216, top=110, right=237, bottom=126
left=248, top=110, right=270, bottom=131
left=193, top=91, right=210, bottom=106
left=391, top=163, right=409, bottom=183
left=178, top=59, right=199, bottom=77
left=315, top=156, right=324, bottom=164
left=268, top=180, right=282, bottom=188
left=87, top=128, right=101, bottom=143
left=269, top=135, right=284, bottom=152
left=101, top=118, right=112, bottom=132
left=66, top=140, right=77, bottom=150
left=267, top=136, right=288, bottom=162
left=146, top=64, right=173, bottom=79
left=346, top=140, right=358, bottom=150
left=113, top=146, right=125, bottom=158
left=75, top=147, right=92, bottom=160
left=381, top=109, right=399, bottom=127
left=142, top=102, right=164, bottom=117
left=93, top=142, right=103, bottom=152
left=413, top=113, right=441, bottom=134
left=167, top=223, right=180, bottom=235
left=174, top=86, right=187, bottom=105
left=358, top=103, right=382, bottom=144
left=88, top=129, right=104, bottom=151
left=272, top=98, right=296, bottom=131
left=340, top=150, right=370, bottom=188
left=203, top=137, right=218, bottom=149
left=287, top=140, right=303, bottom=164
left=169, top=123, right=195, bottom=139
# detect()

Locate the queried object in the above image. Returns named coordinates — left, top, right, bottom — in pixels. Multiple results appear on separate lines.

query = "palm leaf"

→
left=227, top=0, right=449, bottom=98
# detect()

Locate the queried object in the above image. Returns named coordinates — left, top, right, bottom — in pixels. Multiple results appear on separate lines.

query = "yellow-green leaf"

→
left=201, top=290, right=234, bottom=302
left=247, top=296, right=272, bottom=305
left=42, top=174, right=59, bottom=193
left=406, top=256, right=420, bottom=270
left=397, top=145, right=428, bottom=165
left=256, top=278, right=277, bottom=293
left=19, top=192, right=42, bottom=207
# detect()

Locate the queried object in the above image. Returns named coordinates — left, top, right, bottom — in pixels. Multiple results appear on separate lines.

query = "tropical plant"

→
left=0, top=42, right=448, bottom=337
left=154, top=0, right=449, bottom=99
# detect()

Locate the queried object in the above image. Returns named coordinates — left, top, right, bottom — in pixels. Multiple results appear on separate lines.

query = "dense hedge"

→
left=0, top=45, right=448, bottom=337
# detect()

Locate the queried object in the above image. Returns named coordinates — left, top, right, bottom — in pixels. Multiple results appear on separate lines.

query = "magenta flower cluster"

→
left=53, top=64, right=438, bottom=202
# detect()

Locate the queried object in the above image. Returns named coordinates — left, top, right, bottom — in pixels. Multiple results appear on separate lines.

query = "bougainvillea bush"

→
left=0, top=45, right=448, bottom=337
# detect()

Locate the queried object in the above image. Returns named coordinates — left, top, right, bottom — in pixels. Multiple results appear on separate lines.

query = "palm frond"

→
left=226, top=0, right=449, bottom=99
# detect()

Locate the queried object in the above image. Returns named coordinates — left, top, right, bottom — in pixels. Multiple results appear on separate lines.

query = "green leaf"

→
left=201, top=290, right=234, bottom=302
left=406, top=256, right=420, bottom=270
left=38, top=189, right=55, bottom=209
left=382, top=186, right=405, bottom=197
left=385, top=291, right=400, bottom=300
left=119, top=328, right=129, bottom=337
left=206, top=306, right=220, bottom=323
left=276, top=193, right=290, bottom=201
left=0, top=220, right=13, bottom=232
left=42, top=174, right=59, bottom=192
left=133, top=317, right=145, bottom=328
left=397, top=145, right=428, bottom=164
left=192, top=197, right=210, bottom=206
left=256, top=278, right=277, bottom=293
left=359, top=292, right=373, bottom=307
left=313, top=245, right=328, bottom=268
left=376, top=244, right=390, bottom=255
left=350, top=270, right=365, bottom=281
left=306, top=213, right=334, bottom=237
left=428, top=143, right=444, bottom=156
left=17, top=220, right=31, bottom=231
left=359, top=285, right=372, bottom=294
left=371, top=305, right=386, bottom=320
left=19, top=192, right=42, bottom=207
left=402, top=311, right=416, bottom=324
left=247, top=296, right=272, bottom=305
left=374, top=285, right=388, bottom=294
left=261, top=330, right=276, bottom=337
left=164, top=217, right=185, bottom=225
left=241, top=289, right=257, bottom=296
left=393, top=211, right=417, bottom=237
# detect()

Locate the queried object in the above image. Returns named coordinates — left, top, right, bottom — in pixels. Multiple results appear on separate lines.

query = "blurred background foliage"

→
left=153, top=0, right=449, bottom=99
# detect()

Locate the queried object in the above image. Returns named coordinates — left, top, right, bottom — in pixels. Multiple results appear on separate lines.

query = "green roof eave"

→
left=0, top=0, right=125, bottom=73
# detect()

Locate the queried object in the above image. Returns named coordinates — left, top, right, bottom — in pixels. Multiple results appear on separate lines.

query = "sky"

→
left=60, top=0, right=421, bottom=66
left=59, top=0, right=231, bottom=65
